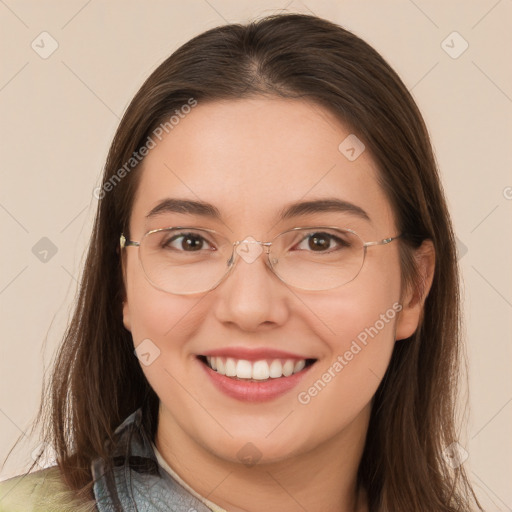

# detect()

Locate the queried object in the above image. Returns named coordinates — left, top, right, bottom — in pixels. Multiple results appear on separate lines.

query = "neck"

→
left=155, top=404, right=370, bottom=512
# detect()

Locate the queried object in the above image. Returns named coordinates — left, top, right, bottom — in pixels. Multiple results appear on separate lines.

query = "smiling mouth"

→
left=197, top=355, right=316, bottom=381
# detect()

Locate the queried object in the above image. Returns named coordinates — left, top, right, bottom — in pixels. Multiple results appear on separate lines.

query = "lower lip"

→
left=198, top=358, right=314, bottom=403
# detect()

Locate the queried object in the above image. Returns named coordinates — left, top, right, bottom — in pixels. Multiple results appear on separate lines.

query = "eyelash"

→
left=162, top=230, right=350, bottom=252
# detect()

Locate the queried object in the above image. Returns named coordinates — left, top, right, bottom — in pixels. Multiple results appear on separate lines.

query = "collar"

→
left=91, top=407, right=217, bottom=512
left=151, top=441, right=227, bottom=512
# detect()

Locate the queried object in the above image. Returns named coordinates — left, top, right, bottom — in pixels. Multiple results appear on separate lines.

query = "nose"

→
left=211, top=240, right=290, bottom=331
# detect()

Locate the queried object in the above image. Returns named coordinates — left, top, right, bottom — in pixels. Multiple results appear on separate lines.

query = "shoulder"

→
left=0, top=466, right=97, bottom=512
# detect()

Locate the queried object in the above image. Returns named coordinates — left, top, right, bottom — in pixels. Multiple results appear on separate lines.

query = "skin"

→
left=122, top=97, right=435, bottom=512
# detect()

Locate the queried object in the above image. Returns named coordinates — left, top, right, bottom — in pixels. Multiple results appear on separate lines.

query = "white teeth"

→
left=293, top=360, right=305, bottom=373
left=225, top=358, right=237, bottom=377
left=205, top=356, right=310, bottom=380
left=216, top=358, right=226, bottom=375
left=269, top=360, right=283, bottom=378
left=282, top=360, right=294, bottom=377
left=236, top=360, right=253, bottom=379
left=252, top=360, right=270, bottom=380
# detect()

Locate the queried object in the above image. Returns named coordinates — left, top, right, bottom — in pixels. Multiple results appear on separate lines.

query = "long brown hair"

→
left=4, top=13, right=482, bottom=511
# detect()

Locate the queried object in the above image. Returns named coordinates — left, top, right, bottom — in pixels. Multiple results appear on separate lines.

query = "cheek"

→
left=125, top=276, right=208, bottom=412
left=304, top=257, right=402, bottom=350
left=125, top=251, right=203, bottom=341
left=294, top=264, right=401, bottom=422
left=308, top=286, right=400, bottom=377
left=129, top=289, right=201, bottom=341
left=124, top=263, right=207, bottom=404
left=295, top=299, right=398, bottom=439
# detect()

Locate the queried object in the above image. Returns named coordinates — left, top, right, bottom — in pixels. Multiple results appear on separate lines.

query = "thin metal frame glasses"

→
left=120, top=226, right=402, bottom=295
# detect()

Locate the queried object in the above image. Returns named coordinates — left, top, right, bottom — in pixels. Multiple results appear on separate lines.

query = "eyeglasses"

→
left=119, top=226, right=401, bottom=295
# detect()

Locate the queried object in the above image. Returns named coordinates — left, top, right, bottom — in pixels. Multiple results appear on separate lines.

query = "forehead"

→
left=129, top=97, right=394, bottom=236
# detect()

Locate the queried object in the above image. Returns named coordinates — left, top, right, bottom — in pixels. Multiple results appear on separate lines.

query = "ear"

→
left=123, top=300, right=132, bottom=332
left=395, top=240, right=435, bottom=341
left=120, top=243, right=132, bottom=332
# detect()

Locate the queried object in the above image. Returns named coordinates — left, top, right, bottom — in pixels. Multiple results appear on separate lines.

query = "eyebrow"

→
left=145, top=197, right=371, bottom=223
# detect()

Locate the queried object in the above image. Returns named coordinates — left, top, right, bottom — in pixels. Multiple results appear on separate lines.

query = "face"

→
left=122, top=97, right=424, bottom=465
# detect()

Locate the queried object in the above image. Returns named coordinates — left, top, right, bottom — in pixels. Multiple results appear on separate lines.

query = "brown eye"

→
left=164, top=232, right=211, bottom=251
left=296, top=232, right=349, bottom=252
left=308, top=233, right=331, bottom=251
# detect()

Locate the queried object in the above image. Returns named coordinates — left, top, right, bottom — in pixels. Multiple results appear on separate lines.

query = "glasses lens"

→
left=138, top=227, right=365, bottom=294
left=269, top=228, right=365, bottom=290
left=139, top=228, right=231, bottom=294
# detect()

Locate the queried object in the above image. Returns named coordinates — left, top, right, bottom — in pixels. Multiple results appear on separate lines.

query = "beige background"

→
left=0, top=0, right=511, bottom=510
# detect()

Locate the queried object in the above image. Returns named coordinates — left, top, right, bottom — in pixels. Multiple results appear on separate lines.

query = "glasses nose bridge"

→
left=229, top=238, right=274, bottom=269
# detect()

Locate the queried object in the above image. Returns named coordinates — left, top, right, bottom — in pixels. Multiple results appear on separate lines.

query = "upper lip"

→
left=199, top=347, right=315, bottom=361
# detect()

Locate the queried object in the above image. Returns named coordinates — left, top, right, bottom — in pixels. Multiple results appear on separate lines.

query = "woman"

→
left=0, top=13, right=482, bottom=512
